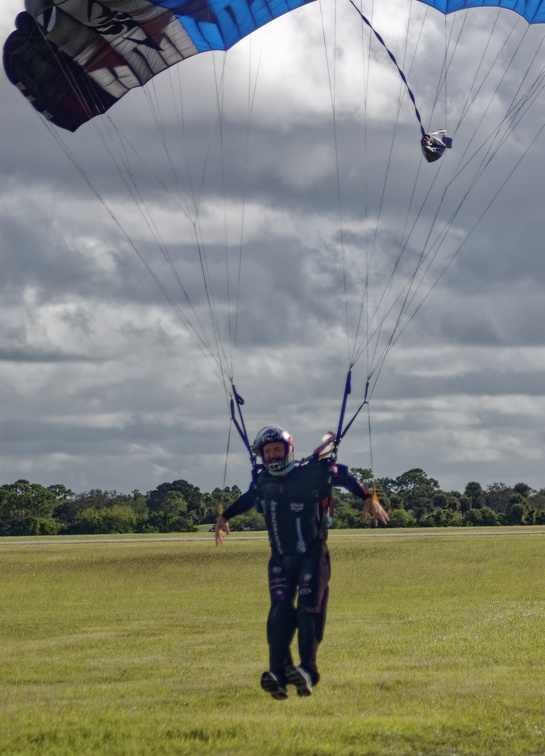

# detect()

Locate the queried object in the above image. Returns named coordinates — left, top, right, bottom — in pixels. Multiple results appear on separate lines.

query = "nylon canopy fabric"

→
left=419, top=0, right=545, bottom=24
left=3, top=0, right=315, bottom=131
left=5, top=0, right=545, bottom=133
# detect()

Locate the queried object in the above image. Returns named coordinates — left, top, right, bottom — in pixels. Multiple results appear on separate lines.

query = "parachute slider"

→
left=421, top=130, right=453, bottom=163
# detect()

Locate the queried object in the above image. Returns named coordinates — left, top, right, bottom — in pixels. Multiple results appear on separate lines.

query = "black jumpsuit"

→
left=222, top=459, right=370, bottom=686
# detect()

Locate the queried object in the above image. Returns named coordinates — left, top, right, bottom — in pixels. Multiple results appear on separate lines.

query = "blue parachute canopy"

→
left=4, top=0, right=545, bottom=133
left=418, top=0, right=545, bottom=24
left=3, top=0, right=315, bottom=132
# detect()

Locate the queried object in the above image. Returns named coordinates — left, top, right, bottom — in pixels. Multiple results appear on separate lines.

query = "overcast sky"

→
left=1, top=0, right=545, bottom=497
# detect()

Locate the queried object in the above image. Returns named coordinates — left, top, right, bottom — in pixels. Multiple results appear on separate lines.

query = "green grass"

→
left=1, top=530, right=545, bottom=754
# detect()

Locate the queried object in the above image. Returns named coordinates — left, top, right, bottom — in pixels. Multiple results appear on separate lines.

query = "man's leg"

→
left=294, top=544, right=331, bottom=686
left=265, top=555, right=297, bottom=690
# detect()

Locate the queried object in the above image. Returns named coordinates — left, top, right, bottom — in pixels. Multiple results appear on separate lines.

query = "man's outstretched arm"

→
left=214, top=486, right=257, bottom=546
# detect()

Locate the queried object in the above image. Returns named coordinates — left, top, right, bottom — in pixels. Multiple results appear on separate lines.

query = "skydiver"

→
left=215, top=425, right=389, bottom=700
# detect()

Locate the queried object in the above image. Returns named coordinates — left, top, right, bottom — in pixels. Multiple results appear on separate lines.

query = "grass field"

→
left=1, top=529, right=545, bottom=755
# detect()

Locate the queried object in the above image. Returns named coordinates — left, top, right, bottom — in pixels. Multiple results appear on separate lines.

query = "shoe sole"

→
left=260, top=672, right=288, bottom=700
left=286, top=666, right=312, bottom=697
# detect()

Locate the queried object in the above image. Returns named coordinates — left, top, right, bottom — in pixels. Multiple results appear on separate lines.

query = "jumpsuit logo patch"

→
left=270, top=500, right=283, bottom=555
left=299, top=571, right=312, bottom=596
left=295, top=517, right=306, bottom=554
left=270, top=568, right=288, bottom=601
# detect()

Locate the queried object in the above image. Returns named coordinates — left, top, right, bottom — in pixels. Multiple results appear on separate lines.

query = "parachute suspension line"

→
left=456, top=16, right=526, bottom=138
left=366, top=401, right=375, bottom=482
left=347, top=0, right=426, bottom=139
left=401, top=26, right=545, bottom=330
left=38, top=39, right=242, bottom=392
left=171, top=60, right=198, bottom=215
left=40, top=121, right=231, bottom=388
left=221, top=418, right=234, bottom=493
left=363, top=115, right=545, bottom=401
left=349, top=160, right=440, bottom=369
left=430, top=32, right=545, bottom=220
left=360, top=0, right=371, bottom=382
left=348, top=0, right=396, bottom=369
left=36, top=26, right=237, bottom=389
left=320, top=0, right=351, bottom=364
left=431, top=25, right=545, bottom=199
left=230, top=32, right=268, bottom=370
left=95, top=115, right=234, bottom=386
left=208, top=44, right=268, bottom=470
left=351, top=18, right=543, bottom=384
left=427, top=10, right=468, bottom=132
left=85, top=127, right=222, bottom=367
left=450, top=23, right=530, bottom=179
left=506, top=45, right=545, bottom=122
left=348, top=0, right=435, bottom=373
left=200, top=53, right=236, bottom=383
left=142, top=80, right=187, bottom=214
left=348, top=1, right=435, bottom=375
left=348, top=73, right=453, bottom=380
left=144, top=68, right=217, bottom=242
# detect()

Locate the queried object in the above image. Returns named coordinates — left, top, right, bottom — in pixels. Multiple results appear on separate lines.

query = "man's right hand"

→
left=363, top=496, right=390, bottom=527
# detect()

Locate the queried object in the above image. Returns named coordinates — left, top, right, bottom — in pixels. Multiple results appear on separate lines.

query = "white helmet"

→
left=252, top=425, right=294, bottom=473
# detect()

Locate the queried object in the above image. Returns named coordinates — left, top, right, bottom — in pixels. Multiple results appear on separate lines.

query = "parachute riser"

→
left=333, top=370, right=370, bottom=456
left=229, top=384, right=258, bottom=479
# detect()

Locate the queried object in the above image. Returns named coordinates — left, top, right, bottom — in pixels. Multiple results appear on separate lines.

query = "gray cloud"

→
left=2, top=3, right=545, bottom=495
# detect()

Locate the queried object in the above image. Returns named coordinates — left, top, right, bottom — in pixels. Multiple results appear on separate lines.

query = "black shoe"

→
left=286, top=665, right=313, bottom=697
left=260, top=671, right=288, bottom=700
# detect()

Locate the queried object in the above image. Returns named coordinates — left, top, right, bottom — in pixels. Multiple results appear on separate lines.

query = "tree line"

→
left=1, top=468, right=545, bottom=537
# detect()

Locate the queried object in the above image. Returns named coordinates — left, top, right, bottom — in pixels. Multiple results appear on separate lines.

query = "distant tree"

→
left=339, top=472, right=391, bottom=514
left=393, top=469, right=440, bottom=512
left=99, top=505, right=138, bottom=533
left=529, top=489, right=545, bottom=514
left=504, top=496, right=528, bottom=526
left=229, top=507, right=265, bottom=531
left=147, top=480, right=204, bottom=529
left=421, top=509, right=463, bottom=527
left=484, top=483, right=514, bottom=515
left=0, top=480, right=60, bottom=535
left=431, top=493, right=461, bottom=512
left=203, top=485, right=242, bottom=524
left=55, top=489, right=140, bottom=533
left=329, top=498, right=362, bottom=529
left=535, top=510, right=545, bottom=525
left=513, top=482, right=533, bottom=498
left=464, top=505, right=499, bottom=526
left=47, top=484, right=74, bottom=500
left=71, top=504, right=138, bottom=534
left=375, top=476, right=397, bottom=496
left=348, top=468, right=374, bottom=489
left=464, top=482, right=485, bottom=509
left=386, top=492, right=406, bottom=510
left=388, top=509, right=417, bottom=528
